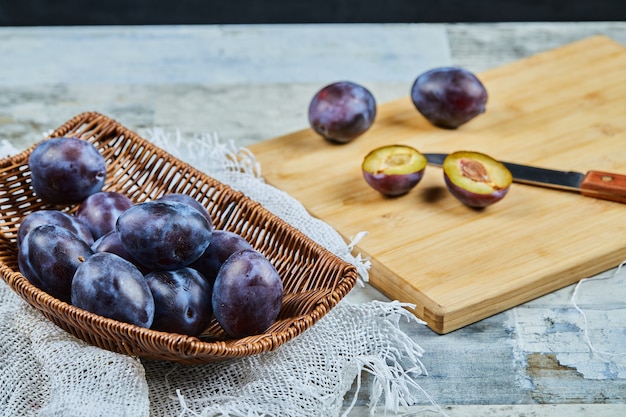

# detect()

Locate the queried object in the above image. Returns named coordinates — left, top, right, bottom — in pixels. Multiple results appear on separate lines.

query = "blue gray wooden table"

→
left=1, top=22, right=626, bottom=416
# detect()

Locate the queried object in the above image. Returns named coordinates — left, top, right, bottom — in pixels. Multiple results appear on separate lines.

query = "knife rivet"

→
left=601, top=175, right=613, bottom=182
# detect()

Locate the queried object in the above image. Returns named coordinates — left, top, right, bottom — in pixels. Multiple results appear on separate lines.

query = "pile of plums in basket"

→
left=18, top=137, right=283, bottom=338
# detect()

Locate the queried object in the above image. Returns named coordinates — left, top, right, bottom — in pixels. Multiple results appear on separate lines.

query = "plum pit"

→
left=443, top=151, right=512, bottom=207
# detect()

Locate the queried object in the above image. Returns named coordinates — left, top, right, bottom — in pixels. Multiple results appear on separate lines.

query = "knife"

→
left=424, top=153, right=626, bottom=204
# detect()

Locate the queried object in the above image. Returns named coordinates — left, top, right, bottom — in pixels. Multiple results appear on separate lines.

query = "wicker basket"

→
left=0, top=112, right=358, bottom=364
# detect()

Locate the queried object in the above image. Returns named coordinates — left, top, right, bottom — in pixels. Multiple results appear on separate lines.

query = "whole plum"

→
left=116, top=201, right=212, bottom=271
left=190, top=230, right=254, bottom=284
left=212, top=249, right=283, bottom=338
left=91, top=230, right=150, bottom=274
left=18, top=209, right=94, bottom=246
left=145, top=267, right=213, bottom=336
left=71, top=252, right=155, bottom=328
left=76, top=191, right=134, bottom=239
left=157, top=193, right=213, bottom=228
left=28, top=137, right=107, bottom=204
left=308, top=81, right=376, bottom=144
left=410, top=67, right=487, bottom=129
left=18, top=224, right=93, bottom=302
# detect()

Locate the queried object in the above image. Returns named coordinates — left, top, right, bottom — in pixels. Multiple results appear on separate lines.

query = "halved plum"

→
left=362, top=144, right=427, bottom=197
left=442, top=151, right=512, bottom=208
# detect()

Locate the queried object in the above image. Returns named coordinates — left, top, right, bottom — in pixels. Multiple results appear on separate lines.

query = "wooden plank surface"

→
left=248, top=35, right=626, bottom=333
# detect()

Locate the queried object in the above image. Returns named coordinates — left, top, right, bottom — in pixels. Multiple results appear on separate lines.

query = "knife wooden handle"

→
left=580, top=170, right=626, bottom=203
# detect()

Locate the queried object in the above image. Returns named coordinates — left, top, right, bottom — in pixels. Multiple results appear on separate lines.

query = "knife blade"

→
left=424, top=153, right=626, bottom=204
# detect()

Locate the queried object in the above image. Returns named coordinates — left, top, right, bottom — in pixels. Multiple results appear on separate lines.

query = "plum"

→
left=116, top=201, right=212, bottom=271
left=76, top=191, right=134, bottom=240
left=410, top=67, right=487, bottom=129
left=146, top=267, right=213, bottom=336
left=190, top=229, right=254, bottom=284
left=18, top=209, right=94, bottom=246
left=28, top=137, right=107, bottom=204
left=442, top=151, right=512, bottom=208
left=18, top=224, right=94, bottom=302
left=91, top=230, right=151, bottom=274
left=157, top=193, right=213, bottom=229
left=308, top=81, right=376, bottom=144
left=71, top=252, right=155, bottom=328
left=212, top=249, right=283, bottom=338
left=362, top=144, right=427, bottom=197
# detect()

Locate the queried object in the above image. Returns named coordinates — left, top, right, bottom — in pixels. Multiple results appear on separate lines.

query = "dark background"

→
left=1, top=0, right=626, bottom=26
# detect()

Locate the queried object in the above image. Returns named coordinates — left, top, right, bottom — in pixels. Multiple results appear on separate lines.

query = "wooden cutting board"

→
left=248, top=36, right=626, bottom=333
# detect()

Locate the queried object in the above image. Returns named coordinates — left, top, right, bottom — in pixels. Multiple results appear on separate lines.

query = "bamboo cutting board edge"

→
left=341, top=207, right=626, bottom=334
left=248, top=35, right=626, bottom=333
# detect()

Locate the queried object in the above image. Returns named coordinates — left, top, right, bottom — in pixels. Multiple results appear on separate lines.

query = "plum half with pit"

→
left=308, top=81, right=376, bottom=144
left=442, top=151, right=512, bottom=208
left=362, top=144, right=427, bottom=197
left=410, top=67, right=487, bottom=129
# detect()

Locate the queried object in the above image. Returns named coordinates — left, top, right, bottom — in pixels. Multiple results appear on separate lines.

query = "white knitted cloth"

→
left=0, top=133, right=445, bottom=417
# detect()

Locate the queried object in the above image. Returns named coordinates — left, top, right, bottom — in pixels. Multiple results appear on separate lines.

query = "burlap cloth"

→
left=0, top=133, right=446, bottom=417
